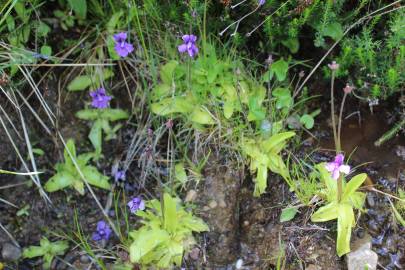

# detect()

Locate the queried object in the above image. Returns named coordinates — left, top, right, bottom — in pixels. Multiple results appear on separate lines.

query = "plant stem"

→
left=337, top=175, right=343, bottom=202
left=330, top=71, right=339, bottom=153
left=337, top=92, right=348, bottom=153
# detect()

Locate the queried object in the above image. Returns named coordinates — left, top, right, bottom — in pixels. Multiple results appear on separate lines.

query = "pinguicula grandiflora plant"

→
left=23, top=237, right=69, bottom=269
left=75, top=87, right=128, bottom=158
left=44, top=139, right=110, bottom=195
left=310, top=62, right=367, bottom=256
left=129, top=193, right=209, bottom=269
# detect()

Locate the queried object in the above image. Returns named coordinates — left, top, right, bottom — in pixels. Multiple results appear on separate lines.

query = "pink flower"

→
left=328, top=61, right=340, bottom=71
left=325, top=154, right=351, bottom=180
left=343, top=84, right=354, bottom=94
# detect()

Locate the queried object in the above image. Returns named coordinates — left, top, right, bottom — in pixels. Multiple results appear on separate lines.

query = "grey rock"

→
left=1, top=242, right=22, bottom=261
left=346, top=239, right=378, bottom=270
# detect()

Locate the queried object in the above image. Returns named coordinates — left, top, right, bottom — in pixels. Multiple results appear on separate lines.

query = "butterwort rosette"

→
left=92, top=221, right=112, bottom=241
left=325, top=154, right=351, bottom=180
left=90, top=87, right=112, bottom=109
left=127, top=196, right=145, bottom=214
left=113, top=32, right=134, bottom=58
left=178, top=34, right=198, bottom=58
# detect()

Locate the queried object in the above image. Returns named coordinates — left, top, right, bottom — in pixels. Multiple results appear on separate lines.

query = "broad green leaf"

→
left=37, top=22, right=51, bottom=37
left=14, top=2, right=28, bottom=23
left=68, top=0, right=87, bottom=19
left=151, top=97, right=193, bottom=116
left=160, top=61, right=178, bottom=85
left=182, top=215, right=209, bottom=232
left=341, top=173, right=367, bottom=202
left=89, top=120, right=102, bottom=155
left=254, top=164, right=268, bottom=197
left=189, top=107, right=215, bottom=125
left=67, top=75, right=92, bottom=91
left=73, top=180, right=85, bottom=195
left=281, top=37, right=299, bottom=53
left=389, top=200, right=405, bottom=227
left=311, top=202, right=339, bottom=222
left=43, top=253, right=53, bottom=270
left=280, top=207, right=299, bottom=222
left=163, top=194, right=178, bottom=233
left=336, top=204, right=354, bottom=256
left=300, top=114, right=314, bottom=129
left=263, top=132, right=295, bottom=153
left=44, top=172, right=75, bottom=192
left=49, top=241, right=69, bottom=255
left=272, top=87, right=292, bottom=109
left=271, top=59, right=289, bottom=81
left=223, top=101, right=234, bottom=119
left=101, top=109, right=129, bottom=121
left=323, top=22, right=344, bottom=41
left=81, top=166, right=111, bottom=190
left=151, top=84, right=171, bottom=100
left=23, top=246, right=46, bottom=258
left=129, top=229, right=170, bottom=263
left=63, top=139, right=77, bottom=163
left=175, top=163, right=187, bottom=184
left=40, top=45, right=52, bottom=57
left=76, top=109, right=99, bottom=120
left=106, top=11, right=123, bottom=32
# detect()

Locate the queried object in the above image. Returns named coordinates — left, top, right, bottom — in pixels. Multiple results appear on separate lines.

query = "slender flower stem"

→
left=337, top=92, right=348, bottom=154
left=330, top=71, right=339, bottom=153
left=337, top=175, right=343, bottom=202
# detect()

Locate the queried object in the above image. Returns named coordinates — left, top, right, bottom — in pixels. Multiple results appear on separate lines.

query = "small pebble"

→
left=235, top=258, right=243, bottom=269
left=208, top=200, right=218, bottom=209
left=218, top=199, right=227, bottom=208
left=80, top=255, right=90, bottom=264
left=185, top=190, right=197, bottom=202
left=1, top=242, right=21, bottom=261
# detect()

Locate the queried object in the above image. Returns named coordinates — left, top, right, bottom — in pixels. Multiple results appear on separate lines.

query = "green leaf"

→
left=175, top=163, right=187, bottom=184
left=151, top=97, right=193, bottom=116
left=281, top=37, right=299, bottom=54
left=67, top=75, right=92, bottom=91
left=280, top=207, right=299, bottom=222
left=81, top=166, right=111, bottom=190
left=160, top=61, right=178, bottom=85
left=323, top=22, right=343, bottom=41
left=341, top=173, right=367, bottom=203
left=311, top=202, right=339, bottom=222
left=89, top=120, right=103, bottom=156
left=23, top=246, right=46, bottom=258
left=262, top=132, right=295, bottom=153
left=106, top=11, right=123, bottom=32
left=389, top=200, right=405, bottom=227
left=189, top=107, right=215, bottom=125
left=68, top=0, right=87, bottom=19
left=163, top=193, right=178, bottom=233
left=253, top=164, right=268, bottom=197
left=271, top=59, right=289, bottom=81
left=100, top=109, right=129, bottom=121
left=129, top=229, right=170, bottom=263
left=151, top=84, right=171, bottom=100
left=300, top=114, right=314, bottom=129
left=44, top=172, right=75, bottom=192
left=37, top=22, right=51, bottom=37
left=73, top=180, right=85, bottom=195
left=49, top=241, right=69, bottom=255
left=272, top=87, right=292, bottom=109
left=40, top=45, right=52, bottom=57
left=76, top=109, right=99, bottom=120
left=336, top=203, right=354, bottom=256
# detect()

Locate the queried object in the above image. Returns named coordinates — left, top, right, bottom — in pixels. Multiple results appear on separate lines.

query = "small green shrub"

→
left=44, top=139, right=110, bottom=194
left=129, top=193, right=209, bottom=269
left=23, top=237, right=69, bottom=269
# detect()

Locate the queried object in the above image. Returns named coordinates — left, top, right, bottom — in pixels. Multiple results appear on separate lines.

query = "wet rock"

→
left=185, top=189, right=197, bottom=202
left=1, top=242, right=22, bottom=261
left=367, top=193, right=376, bottom=207
left=80, top=254, right=90, bottom=264
left=188, top=247, right=200, bottom=261
left=346, top=238, right=378, bottom=270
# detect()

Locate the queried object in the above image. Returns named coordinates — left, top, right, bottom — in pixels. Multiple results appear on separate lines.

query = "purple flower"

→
left=127, top=197, right=145, bottom=214
left=258, top=0, right=266, bottom=6
left=178, top=35, right=199, bottom=58
left=90, top=87, right=112, bottom=109
left=113, top=32, right=134, bottom=58
left=325, top=154, right=351, bottom=180
left=92, top=221, right=112, bottom=241
left=114, top=170, right=126, bottom=182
